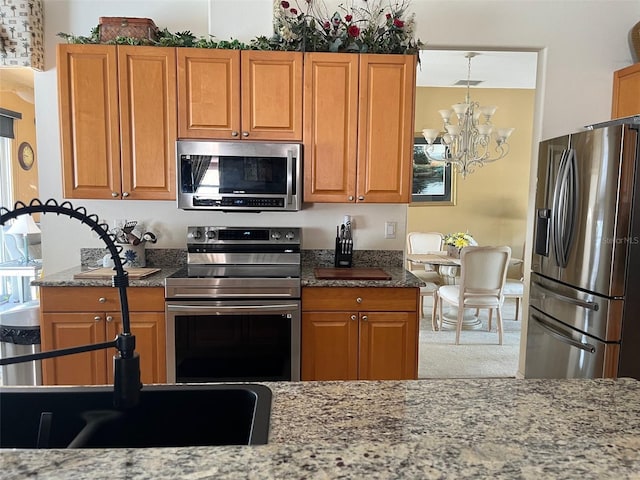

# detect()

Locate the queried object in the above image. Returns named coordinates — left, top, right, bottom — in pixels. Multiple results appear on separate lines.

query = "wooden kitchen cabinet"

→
left=57, top=44, right=176, bottom=200
left=303, top=53, right=416, bottom=203
left=40, top=286, right=166, bottom=386
left=612, top=63, right=640, bottom=119
left=301, top=287, right=419, bottom=380
left=177, top=48, right=303, bottom=140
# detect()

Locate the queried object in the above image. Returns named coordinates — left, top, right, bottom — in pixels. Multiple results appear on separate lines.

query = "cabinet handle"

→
left=122, top=192, right=129, bottom=198
left=106, top=316, right=114, bottom=322
left=358, top=195, right=364, bottom=201
left=94, top=315, right=101, bottom=322
left=348, top=196, right=354, bottom=201
left=111, top=192, right=119, bottom=198
left=242, top=131, right=249, bottom=137
left=361, top=315, right=368, bottom=321
left=356, top=297, right=362, bottom=304
left=98, top=297, right=106, bottom=303
left=231, top=131, right=239, bottom=137
left=350, top=314, right=357, bottom=321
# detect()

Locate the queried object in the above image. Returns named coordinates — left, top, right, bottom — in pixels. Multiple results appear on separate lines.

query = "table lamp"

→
left=7, top=215, right=41, bottom=264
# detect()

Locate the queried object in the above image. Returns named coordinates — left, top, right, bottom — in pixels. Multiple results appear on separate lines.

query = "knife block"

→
left=334, top=238, right=353, bottom=268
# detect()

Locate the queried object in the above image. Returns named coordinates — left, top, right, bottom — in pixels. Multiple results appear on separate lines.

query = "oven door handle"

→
left=167, top=303, right=299, bottom=313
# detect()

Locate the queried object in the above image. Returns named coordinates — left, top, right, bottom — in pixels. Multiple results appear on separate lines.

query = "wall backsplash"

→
left=81, top=248, right=403, bottom=269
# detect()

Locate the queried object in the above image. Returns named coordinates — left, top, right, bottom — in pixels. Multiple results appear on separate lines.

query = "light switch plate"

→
left=385, top=221, right=397, bottom=239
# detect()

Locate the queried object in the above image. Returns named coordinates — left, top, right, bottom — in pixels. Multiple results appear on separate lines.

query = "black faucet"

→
left=0, top=199, right=141, bottom=408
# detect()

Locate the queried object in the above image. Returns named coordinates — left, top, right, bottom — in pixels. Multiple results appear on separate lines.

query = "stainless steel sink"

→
left=0, top=383, right=272, bottom=448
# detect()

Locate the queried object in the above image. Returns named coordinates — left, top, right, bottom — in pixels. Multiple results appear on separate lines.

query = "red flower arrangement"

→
left=273, top=0, right=422, bottom=54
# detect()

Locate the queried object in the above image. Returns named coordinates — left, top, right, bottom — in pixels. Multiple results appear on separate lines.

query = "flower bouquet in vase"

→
left=443, top=232, right=476, bottom=258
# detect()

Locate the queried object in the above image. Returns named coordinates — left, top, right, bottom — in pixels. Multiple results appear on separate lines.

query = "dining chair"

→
left=502, top=244, right=525, bottom=321
left=406, top=232, right=444, bottom=328
left=437, top=246, right=511, bottom=345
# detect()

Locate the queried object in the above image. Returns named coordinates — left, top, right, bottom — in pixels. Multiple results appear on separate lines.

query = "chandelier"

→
left=421, top=52, right=514, bottom=178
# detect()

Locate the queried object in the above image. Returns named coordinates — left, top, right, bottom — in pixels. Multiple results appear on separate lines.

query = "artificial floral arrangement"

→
left=443, top=232, right=476, bottom=249
left=272, top=0, right=423, bottom=54
left=58, top=0, right=422, bottom=56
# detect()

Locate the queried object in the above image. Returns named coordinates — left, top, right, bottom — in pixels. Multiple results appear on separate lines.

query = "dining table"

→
left=406, top=251, right=523, bottom=330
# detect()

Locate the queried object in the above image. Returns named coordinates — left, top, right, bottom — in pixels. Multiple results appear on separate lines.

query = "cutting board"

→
left=314, top=267, right=392, bottom=280
left=73, top=267, right=161, bottom=279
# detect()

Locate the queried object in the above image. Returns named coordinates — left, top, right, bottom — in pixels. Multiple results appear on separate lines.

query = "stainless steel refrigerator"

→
left=525, top=115, right=640, bottom=379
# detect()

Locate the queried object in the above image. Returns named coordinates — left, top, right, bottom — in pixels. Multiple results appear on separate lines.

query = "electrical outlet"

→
left=384, top=221, right=397, bottom=239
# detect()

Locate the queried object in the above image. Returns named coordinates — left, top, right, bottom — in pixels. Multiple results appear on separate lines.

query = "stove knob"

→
left=285, top=231, right=296, bottom=240
left=189, top=229, right=203, bottom=240
left=271, top=231, right=282, bottom=240
left=206, top=230, right=216, bottom=239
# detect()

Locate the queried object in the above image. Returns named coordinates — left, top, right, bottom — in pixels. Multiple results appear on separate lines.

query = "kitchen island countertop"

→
left=1, top=378, right=639, bottom=479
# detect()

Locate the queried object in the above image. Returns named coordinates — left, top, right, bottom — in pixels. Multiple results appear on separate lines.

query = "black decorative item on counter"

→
left=334, top=221, right=353, bottom=268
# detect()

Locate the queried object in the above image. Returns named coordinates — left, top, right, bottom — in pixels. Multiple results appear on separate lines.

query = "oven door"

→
left=166, top=299, right=301, bottom=383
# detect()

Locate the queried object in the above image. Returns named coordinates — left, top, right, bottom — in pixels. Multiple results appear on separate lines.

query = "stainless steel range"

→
left=165, top=226, right=301, bottom=383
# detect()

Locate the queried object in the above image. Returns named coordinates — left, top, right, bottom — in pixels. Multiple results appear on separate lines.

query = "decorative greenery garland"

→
left=58, top=0, right=423, bottom=55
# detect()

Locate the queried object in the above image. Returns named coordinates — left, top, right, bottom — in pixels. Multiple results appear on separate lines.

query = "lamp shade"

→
left=7, top=215, right=41, bottom=235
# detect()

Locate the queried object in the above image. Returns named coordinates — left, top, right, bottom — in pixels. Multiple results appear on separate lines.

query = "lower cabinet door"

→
left=108, top=312, right=167, bottom=384
left=359, top=312, right=417, bottom=380
left=301, top=312, right=358, bottom=380
left=41, top=312, right=109, bottom=386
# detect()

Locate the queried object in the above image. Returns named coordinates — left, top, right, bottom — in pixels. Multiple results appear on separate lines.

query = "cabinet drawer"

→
left=41, top=287, right=165, bottom=313
left=302, top=287, right=418, bottom=312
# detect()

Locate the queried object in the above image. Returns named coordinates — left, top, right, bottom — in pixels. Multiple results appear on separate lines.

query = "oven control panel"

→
left=187, top=226, right=301, bottom=245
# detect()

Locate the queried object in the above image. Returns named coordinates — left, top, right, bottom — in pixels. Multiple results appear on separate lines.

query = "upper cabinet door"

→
left=241, top=51, right=303, bottom=141
left=177, top=48, right=241, bottom=139
left=57, top=44, right=121, bottom=199
left=356, top=54, right=416, bottom=203
left=303, top=52, right=359, bottom=202
left=118, top=46, right=177, bottom=200
left=612, top=63, right=640, bottom=119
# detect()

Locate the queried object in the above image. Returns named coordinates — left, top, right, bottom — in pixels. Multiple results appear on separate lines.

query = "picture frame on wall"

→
left=411, top=135, right=456, bottom=205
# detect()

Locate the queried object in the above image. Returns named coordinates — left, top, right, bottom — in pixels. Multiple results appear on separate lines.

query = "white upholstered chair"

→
left=502, top=245, right=525, bottom=320
left=437, top=246, right=511, bottom=344
left=406, top=232, right=444, bottom=329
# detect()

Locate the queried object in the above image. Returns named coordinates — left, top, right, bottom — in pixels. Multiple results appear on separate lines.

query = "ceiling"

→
left=417, top=50, right=538, bottom=89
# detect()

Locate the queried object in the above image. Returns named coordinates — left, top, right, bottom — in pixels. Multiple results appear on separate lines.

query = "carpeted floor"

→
left=418, top=299, right=522, bottom=379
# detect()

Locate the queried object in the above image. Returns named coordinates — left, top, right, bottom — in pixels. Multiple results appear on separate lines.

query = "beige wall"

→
left=408, top=86, right=535, bottom=258
left=1, top=91, right=39, bottom=211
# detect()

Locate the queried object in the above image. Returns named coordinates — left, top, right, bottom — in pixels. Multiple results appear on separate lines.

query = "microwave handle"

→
left=286, top=149, right=294, bottom=206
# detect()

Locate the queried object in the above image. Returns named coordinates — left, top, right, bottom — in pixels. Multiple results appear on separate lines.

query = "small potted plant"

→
left=443, top=232, right=476, bottom=258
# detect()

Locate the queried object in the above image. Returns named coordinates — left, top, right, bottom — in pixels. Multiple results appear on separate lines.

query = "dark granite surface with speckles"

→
left=1, top=378, right=639, bottom=479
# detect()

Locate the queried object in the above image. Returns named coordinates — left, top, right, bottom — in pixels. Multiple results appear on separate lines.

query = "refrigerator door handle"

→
left=532, top=280, right=599, bottom=311
left=551, top=149, right=569, bottom=266
left=531, top=314, right=597, bottom=353
left=561, top=148, right=578, bottom=266
left=552, top=148, right=578, bottom=268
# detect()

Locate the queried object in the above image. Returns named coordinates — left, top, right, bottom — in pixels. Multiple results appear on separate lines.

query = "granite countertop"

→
left=32, top=265, right=422, bottom=289
left=31, top=266, right=181, bottom=288
left=1, top=378, right=639, bottom=479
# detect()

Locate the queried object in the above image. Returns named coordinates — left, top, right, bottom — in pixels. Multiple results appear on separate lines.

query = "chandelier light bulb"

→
left=480, top=105, right=497, bottom=117
left=422, top=129, right=439, bottom=144
left=476, top=124, right=493, bottom=136
left=445, top=125, right=462, bottom=136
left=452, top=103, right=469, bottom=115
left=438, top=109, right=453, bottom=122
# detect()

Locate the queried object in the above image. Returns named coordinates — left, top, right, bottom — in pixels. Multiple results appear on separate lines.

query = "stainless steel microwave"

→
left=177, top=140, right=302, bottom=212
